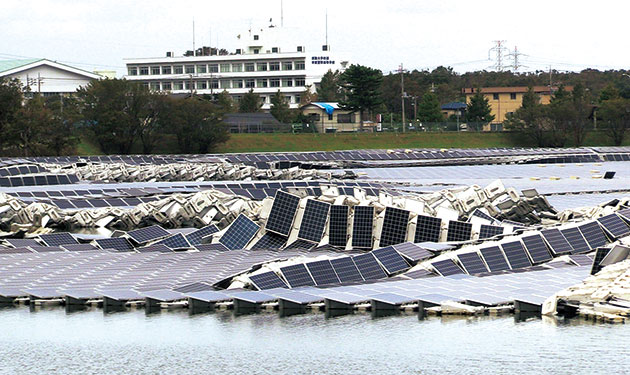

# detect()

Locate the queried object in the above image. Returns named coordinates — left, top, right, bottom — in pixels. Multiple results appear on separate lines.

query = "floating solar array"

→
left=479, top=224, right=504, bottom=239
left=414, top=215, right=442, bottom=243
left=371, top=246, right=410, bottom=275
left=218, top=214, right=260, bottom=250
left=446, top=220, right=472, bottom=242
left=379, top=207, right=410, bottom=247
left=306, top=260, right=340, bottom=286
left=352, top=206, right=374, bottom=249
left=597, top=213, right=630, bottom=239
left=328, top=205, right=349, bottom=247
left=127, top=225, right=170, bottom=245
left=297, top=199, right=330, bottom=243
left=330, top=257, right=364, bottom=283
left=266, top=191, right=300, bottom=236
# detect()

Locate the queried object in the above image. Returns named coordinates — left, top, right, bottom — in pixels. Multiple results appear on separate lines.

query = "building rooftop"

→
left=0, top=58, right=42, bottom=74
left=441, top=102, right=467, bottom=110
left=462, top=86, right=573, bottom=94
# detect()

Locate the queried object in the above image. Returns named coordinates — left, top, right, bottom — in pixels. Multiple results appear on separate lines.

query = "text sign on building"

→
left=312, top=56, right=336, bottom=65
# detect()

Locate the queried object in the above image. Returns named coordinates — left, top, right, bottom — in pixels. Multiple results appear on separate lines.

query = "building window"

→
left=142, top=82, right=149, bottom=89
left=162, top=82, right=172, bottom=91
left=197, top=65, right=207, bottom=74
left=139, top=67, right=149, bottom=75
left=285, top=96, right=292, bottom=104
left=510, top=93, right=517, bottom=100
left=283, top=62, right=293, bottom=70
left=492, top=93, right=499, bottom=100
left=253, top=35, right=259, bottom=40
left=245, top=63, right=255, bottom=72
left=295, top=77, right=305, bottom=86
left=233, top=79, right=243, bottom=88
left=245, top=79, right=255, bottom=88
left=232, top=63, right=242, bottom=72
left=270, top=78, right=280, bottom=88
left=253, top=49, right=259, bottom=54
left=232, top=95, right=242, bottom=102
left=210, top=80, right=219, bottom=89
left=174, top=81, right=184, bottom=90
left=220, top=64, right=230, bottom=73
left=295, top=61, right=305, bottom=70
left=197, top=81, right=207, bottom=89
left=162, top=66, right=172, bottom=75
left=128, top=67, right=138, bottom=76
left=337, top=113, right=354, bottom=123
left=220, top=80, right=231, bottom=89
left=269, top=62, right=280, bottom=71
left=150, top=82, right=160, bottom=91
left=209, top=64, right=218, bottom=73
left=328, top=113, right=333, bottom=120
left=257, top=79, right=268, bottom=88
left=295, top=94, right=301, bottom=104
left=282, top=78, right=293, bottom=87
left=257, top=62, right=267, bottom=71
left=184, top=81, right=191, bottom=90
left=185, top=65, right=194, bottom=74
left=174, top=65, right=183, bottom=74
left=151, top=66, right=160, bottom=75
left=260, top=96, right=267, bottom=103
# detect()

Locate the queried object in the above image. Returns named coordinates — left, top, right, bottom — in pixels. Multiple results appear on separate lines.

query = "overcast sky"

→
left=1, top=0, right=628, bottom=76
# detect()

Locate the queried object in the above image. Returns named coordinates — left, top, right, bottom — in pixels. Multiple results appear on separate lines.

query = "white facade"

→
left=0, top=59, right=101, bottom=96
left=123, top=25, right=349, bottom=109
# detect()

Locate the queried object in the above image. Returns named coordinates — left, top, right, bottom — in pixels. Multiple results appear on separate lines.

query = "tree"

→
left=316, top=70, right=341, bottom=102
left=238, top=88, right=262, bottom=112
left=299, top=84, right=317, bottom=106
left=569, top=83, right=590, bottom=146
left=600, top=98, right=630, bottom=146
left=270, top=90, right=292, bottom=123
left=466, top=89, right=495, bottom=123
left=215, top=90, right=235, bottom=113
left=43, top=95, right=80, bottom=155
left=78, top=79, right=161, bottom=154
left=339, top=64, right=383, bottom=130
left=416, top=92, right=444, bottom=122
left=504, top=86, right=549, bottom=146
left=599, top=83, right=620, bottom=103
left=0, top=78, right=23, bottom=147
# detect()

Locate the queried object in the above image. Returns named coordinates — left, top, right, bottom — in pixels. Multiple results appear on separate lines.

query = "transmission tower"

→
left=488, top=40, right=508, bottom=71
left=508, top=46, right=528, bottom=71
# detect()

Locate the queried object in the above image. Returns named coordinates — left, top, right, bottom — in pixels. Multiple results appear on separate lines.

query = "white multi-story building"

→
left=123, top=25, right=349, bottom=109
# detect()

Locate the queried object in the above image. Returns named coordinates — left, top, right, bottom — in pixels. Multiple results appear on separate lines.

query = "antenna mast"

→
left=192, top=18, right=196, bottom=54
left=281, top=0, right=284, bottom=27
left=325, top=9, right=328, bottom=46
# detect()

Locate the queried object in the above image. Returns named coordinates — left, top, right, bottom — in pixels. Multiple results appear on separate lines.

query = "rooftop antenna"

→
left=325, top=9, right=328, bottom=46
left=192, top=18, right=196, bottom=54
left=281, top=0, right=284, bottom=27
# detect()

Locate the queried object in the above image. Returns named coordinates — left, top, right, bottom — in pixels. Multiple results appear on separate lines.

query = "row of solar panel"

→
left=250, top=246, right=411, bottom=290
left=603, top=153, right=630, bottom=162
left=0, top=174, right=79, bottom=187
left=0, top=164, right=48, bottom=177
left=522, top=155, right=601, bottom=164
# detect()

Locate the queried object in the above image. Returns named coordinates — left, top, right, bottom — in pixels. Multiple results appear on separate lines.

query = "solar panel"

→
left=328, top=205, right=349, bottom=247
left=5, top=238, right=41, bottom=248
left=297, top=199, right=330, bottom=243
left=352, top=253, right=387, bottom=280
left=136, top=243, right=172, bottom=253
left=478, top=224, right=504, bottom=239
left=560, top=227, right=590, bottom=254
left=414, top=215, right=442, bottom=243
left=127, top=225, right=170, bottom=244
left=446, top=220, right=472, bottom=242
left=280, top=263, right=316, bottom=288
left=456, top=252, right=489, bottom=274
left=94, top=237, right=134, bottom=252
left=469, top=208, right=496, bottom=224
left=568, top=254, right=593, bottom=267
left=251, top=232, right=287, bottom=249
left=306, top=260, right=341, bottom=285
left=61, top=243, right=98, bottom=252
left=352, top=206, right=374, bottom=248
left=330, top=257, right=364, bottom=283
left=578, top=221, right=608, bottom=250
left=521, top=234, right=552, bottom=263
left=249, top=271, right=288, bottom=290
left=154, top=233, right=191, bottom=249
left=597, top=214, right=630, bottom=238
left=195, top=243, right=229, bottom=251
left=0, top=246, right=33, bottom=254
left=500, top=241, right=532, bottom=269
left=590, top=247, right=611, bottom=275
left=379, top=207, right=410, bottom=247
left=39, top=232, right=78, bottom=246
left=479, top=246, right=510, bottom=272
left=266, top=191, right=300, bottom=236
left=218, top=214, right=260, bottom=250
left=431, top=258, right=465, bottom=276
left=185, top=224, right=219, bottom=246
left=284, top=239, right=316, bottom=250
left=541, top=228, right=573, bottom=255
left=392, top=242, right=433, bottom=262
left=371, top=246, right=410, bottom=274
left=30, top=246, right=65, bottom=253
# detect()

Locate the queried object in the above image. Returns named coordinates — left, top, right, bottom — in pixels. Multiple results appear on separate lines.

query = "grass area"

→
left=76, top=130, right=629, bottom=155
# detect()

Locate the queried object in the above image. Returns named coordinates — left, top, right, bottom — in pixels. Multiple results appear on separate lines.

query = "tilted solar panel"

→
left=306, top=260, right=340, bottom=286
left=446, top=220, right=472, bottom=242
left=280, top=263, right=316, bottom=288
left=479, top=224, right=504, bottom=239
left=328, top=205, right=349, bottom=247
left=266, top=191, right=300, bottom=236
left=330, top=257, right=364, bottom=283
left=577, top=221, right=608, bottom=250
left=457, top=252, right=489, bottom=274
left=127, top=225, right=170, bottom=245
left=352, top=206, right=374, bottom=248
left=414, top=215, right=442, bottom=243
left=379, top=207, right=410, bottom=247
left=371, top=246, right=410, bottom=274
left=218, top=214, right=260, bottom=250
left=185, top=224, right=219, bottom=246
left=541, top=228, right=573, bottom=255
left=590, top=247, right=611, bottom=275
left=249, top=271, right=288, bottom=290
left=500, top=240, right=532, bottom=269
left=39, top=232, right=78, bottom=246
left=297, top=199, right=331, bottom=243
left=521, top=234, right=552, bottom=263
left=597, top=213, right=630, bottom=238
left=479, top=246, right=510, bottom=272
left=560, top=227, right=590, bottom=254
left=95, top=237, right=134, bottom=252
left=352, top=253, right=388, bottom=280
left=155, top=233, right=191, bottom=249
left=431, top=258, right=465, bottom=276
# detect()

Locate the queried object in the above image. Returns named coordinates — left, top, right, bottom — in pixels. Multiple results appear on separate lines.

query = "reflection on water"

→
left=1, top=305, right=629, bottom=374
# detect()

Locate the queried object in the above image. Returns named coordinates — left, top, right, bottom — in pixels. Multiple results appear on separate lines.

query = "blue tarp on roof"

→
left=441, top=102, right=467, bottom=110
left=312, top=102, right=336, bottom=115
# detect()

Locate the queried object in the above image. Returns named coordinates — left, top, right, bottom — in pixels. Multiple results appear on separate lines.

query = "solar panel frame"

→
left=5, top=238, right=42, bottom=248
left=479, top=246, right=510, bottom=272
left=39, top=232, right=78, bottom=247
left=371, top=246, right=410, bottom=274
left=265, top=191, right=300, bottom=236
left=306, top=260, right=341, bottom=286
left=578, top=221, right=608, bottom=250
left=431, top=258, right=465, bottom=276
left=352, top=253, right=388, bottom=280
left=330, top=257, right=364, bottom=283
left=446, top=220, right=473, bottom=242
left=251, top=232, right=287, bottom=249
left=541, top=228, right=574, bottom=255
left=249, top=271, right=288, bottom=290
left=560, top=227, right=591, bottom=254
left=280, top=263, right=316, bottom=288
left=590, top=247, right=611, bottom=275
left=218, top=214, right=260, bottom=250
left=521, top=233, right=553, bottom=263
left=127, top=225, right=170, bottom=245
left=414, top=215, right=442, bottom=243
left=479, top=224, right=504, bottom=239
left=456, top=252, right=489, bottom=274
left=500, top=240, right=532, bottom=269
left=597, top=213, right=630, bottom=238
left=95, top=237, right=135, bottom=252
left=379, top=207, right=410, bottom=247
left=297, top=199, right=331, bottom=243
left=154, top=233, right=191, bottom=250
left=351, top=206, right=374, bottom=248
left=185, top=224, right=219, bottom=246
left=328, top=205, right=349, bottom=247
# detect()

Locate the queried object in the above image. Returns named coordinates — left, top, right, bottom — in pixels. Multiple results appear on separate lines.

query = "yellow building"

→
left=301, top=102, right=371, bottom=133
left=462, top=86, right=571, bottom=125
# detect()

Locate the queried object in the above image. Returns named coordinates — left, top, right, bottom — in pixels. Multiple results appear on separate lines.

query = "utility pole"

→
left=398, top=63, right=407, bottom=133
left=37, top=72, right=41, bottom=93
left=488, top=40, right=508, bottom=71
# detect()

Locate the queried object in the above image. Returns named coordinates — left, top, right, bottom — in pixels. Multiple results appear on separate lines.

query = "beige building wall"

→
left=301, top=105, right=363, bottom=132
